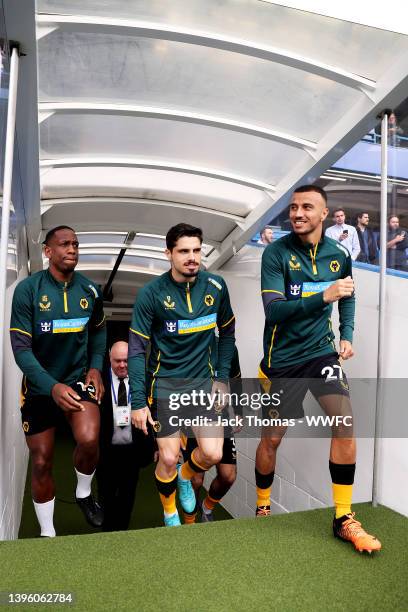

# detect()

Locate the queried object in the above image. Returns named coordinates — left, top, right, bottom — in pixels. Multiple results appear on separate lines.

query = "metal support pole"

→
left=372, top=112, right=388, bottom=507
left=0, top=46, right=19, bottom=414
left=103, top=231, right=136, bottom=301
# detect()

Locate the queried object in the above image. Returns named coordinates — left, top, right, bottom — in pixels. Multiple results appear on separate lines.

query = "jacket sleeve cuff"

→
left=303, top=292, right=325, bottom=314
left=42, top=376, right=59, bottom=397
left=340, top=328, right=354, bottom=343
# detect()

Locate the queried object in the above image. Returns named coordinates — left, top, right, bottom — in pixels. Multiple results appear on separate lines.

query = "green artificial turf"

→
left=2, top=504, right=407, bottom=612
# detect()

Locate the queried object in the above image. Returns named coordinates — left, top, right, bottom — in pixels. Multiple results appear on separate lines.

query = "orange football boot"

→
left=333, top=512, right=382, bottom=553
left=256, top=505, right=271, bottom=517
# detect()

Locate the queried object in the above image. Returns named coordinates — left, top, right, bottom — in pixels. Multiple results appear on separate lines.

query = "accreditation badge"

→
left=113, top=404, right=131, bottom=427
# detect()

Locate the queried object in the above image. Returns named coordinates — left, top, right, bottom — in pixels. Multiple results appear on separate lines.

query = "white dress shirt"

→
left=325, top=223, right=361, bottom=260
left=110, top=369, right=132, bottom=445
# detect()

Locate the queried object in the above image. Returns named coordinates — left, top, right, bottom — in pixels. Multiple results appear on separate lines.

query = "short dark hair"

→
left=166, top=223, right=203, bottom=250
left=333, top=208, right=345, bottom=216
left=357, top=211, right=369, bottom=220
left=43, top=225, right=76, bottom=245
left=293, top=184, right=327, bottom=204
left=388, top=215, right=399, bottom=223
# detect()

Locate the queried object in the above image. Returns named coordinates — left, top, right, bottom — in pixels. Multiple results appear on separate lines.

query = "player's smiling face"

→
left=166, top=236, right=202, bottom=282
left=289, top=191, right=328, bottom=240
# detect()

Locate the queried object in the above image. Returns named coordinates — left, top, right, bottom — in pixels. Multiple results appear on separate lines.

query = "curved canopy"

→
left=35, top=1, right=408, bottom=308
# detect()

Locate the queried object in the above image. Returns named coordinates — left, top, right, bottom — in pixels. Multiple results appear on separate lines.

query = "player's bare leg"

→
left=177, top=425, right=223, bottom=519
left=155, top=435, right=182, bottom=526
left=68, top=402, right=100, bottom=475
left=200, top=462, right=237, bottom=522
left=255, top=425, right=287, bottom=516
left=66, top=402, right=103, bottom=527
left=319, top=394, right=381, bottom=553
left=26, top=428, right=57, bottom=537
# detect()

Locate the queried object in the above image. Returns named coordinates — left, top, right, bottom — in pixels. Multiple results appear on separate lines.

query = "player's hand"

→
left=85, top=368, right=104, bottom=404
left=131, top=406, right=155, bottom=436
left=210, top=380, right=229, bottom=412
left=339, top=340, right=354, bottom=360
left=52, top=383, right=84, bottom=412
left=323, top=277, right=354, bottom=303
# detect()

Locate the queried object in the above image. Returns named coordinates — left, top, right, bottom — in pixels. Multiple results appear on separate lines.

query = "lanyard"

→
left=110, top=370, right=131, bottom=405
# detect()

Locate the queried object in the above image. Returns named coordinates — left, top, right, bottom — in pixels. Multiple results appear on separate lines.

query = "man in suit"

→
left=97, top=340, right=153, bottom=531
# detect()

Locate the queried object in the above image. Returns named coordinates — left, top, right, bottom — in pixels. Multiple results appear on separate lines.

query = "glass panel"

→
left=40, top=113, right=303, bottom=184
left=385, top=101, right=408, bottom=273
left=37, top=0, right=408, bottom=82
left=326, top=99, right=408, bottom=273
left=0, top=10, right=27, bottom=287
left=253, top=167, right=408, bottom=275
left=37, top=31, right=361, bottom=142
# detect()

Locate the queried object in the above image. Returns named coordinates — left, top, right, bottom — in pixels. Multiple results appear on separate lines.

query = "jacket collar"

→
left=288, top=231, right=325, bottom=251
left=45, top=268, right=75, bottom=288
left=166, top=270, right=200, bottom=288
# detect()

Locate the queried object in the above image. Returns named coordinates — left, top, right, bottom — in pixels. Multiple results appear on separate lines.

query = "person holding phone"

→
left=386, top=216, right=408, bottom=271
left=325, top=209, right=360, bottom=260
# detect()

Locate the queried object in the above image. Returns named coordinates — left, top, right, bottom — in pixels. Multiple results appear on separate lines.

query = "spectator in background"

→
left=97, top=340, right=153, bottom=531
left=388, top=112, right=403, bottom=145
left=355, top=212, right=378, bottom=264
left=386, top=216, right=408, bottom=272
left=325, top=208, right=360, bottom=260
left=258, top=226, right=274, bottom=245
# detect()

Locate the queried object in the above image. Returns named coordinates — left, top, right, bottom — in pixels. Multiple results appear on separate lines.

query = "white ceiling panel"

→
left=37, top=0, right=408, bottom=81
left=40, top=198, right=237, bottom=245
left=39, top=167, right=259, bottom=216
left=39, top=113, right=303, bottom=183
left=37, top=30, right=363, bottom=143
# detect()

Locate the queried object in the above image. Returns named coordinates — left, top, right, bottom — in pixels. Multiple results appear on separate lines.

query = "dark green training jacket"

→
left=261, top=232, right=355, bottom=372
left=128, top=270, right=235, bottom=410
left=10, top=269, right=106, bottom=396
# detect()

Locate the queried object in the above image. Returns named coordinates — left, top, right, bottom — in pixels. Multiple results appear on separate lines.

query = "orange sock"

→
left=155, top=471, right=178, bottom=516
left=203, top=495, right=220, bottom=512
left=256, top=486, right=271, bottom=507
left=180, top=462, right=195, bottom=481
left=332, top=483, right=353, bottom=519
left=183, top=511, right=197, bottom=524
left=159, top=492, right=177, bottom=515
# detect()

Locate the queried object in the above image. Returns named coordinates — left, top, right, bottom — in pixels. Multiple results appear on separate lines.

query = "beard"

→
left=172, top=261, right=199, bottom=280
left=181, top=270, right=198, bottom=277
